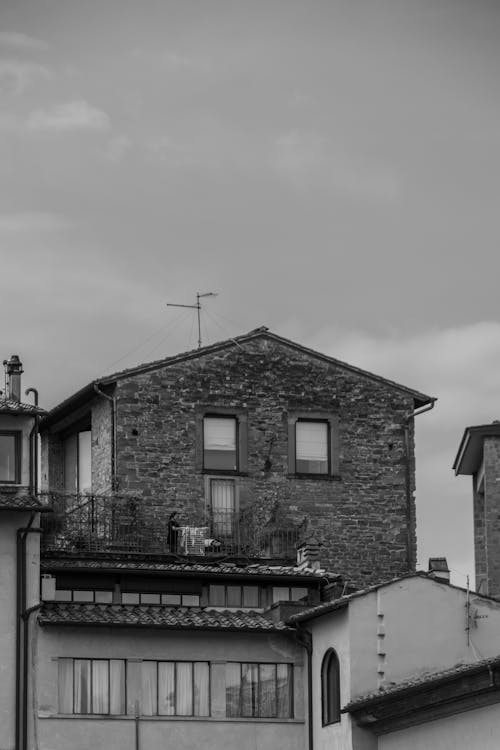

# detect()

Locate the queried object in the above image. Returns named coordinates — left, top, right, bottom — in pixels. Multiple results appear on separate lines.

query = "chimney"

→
left=297, top=539, right=321, bottom=571
left=428, top=557, right=450, bottom=583
left=4, top=355, right=23, bottom=402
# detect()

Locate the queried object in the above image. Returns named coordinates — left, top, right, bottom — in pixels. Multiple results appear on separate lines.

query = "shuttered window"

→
left=203, top=417, right=237, bottom=471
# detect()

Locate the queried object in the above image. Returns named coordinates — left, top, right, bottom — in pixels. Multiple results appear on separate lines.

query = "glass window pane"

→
left=193, top=662, right=210, bottom=717
left=58, top=659, right=74, bottom=714
left=78, top=430, right=92, bottom=494
left=291, top=587, right=308, bottom=602
left=272, top=587, right=290, bottom=603
left=73, top=590, right=94, bottom=602
left=158, top=662, right=175, bottom=716
left=211, top=479, right=235, bottom=536
left=226, top=586, right=242, bottom=608
left=74, top=659, right=91, bottom=714
left=176, top=662, right=193, bottom=716
left=0, top=433, right=17, bottom=482
left=241, top=663, right=259, bottom=717
left=209, top=585, right=226, bottom=607
left=55, top=590, right=72, bottom=602
left=181, top=594, right=200, bottom=607
left=92, top=660, right=109, bottom=714
left=296, top=421, right=328, bottom=473
left=225, top=663, right=241, bottom=718
left=259, top=664, right=277, bottom=718
left=162, top=593, right=181, bottom=605
left=204, top=417, right=237, bottom=470
left=110, top=660, right=126, bottom=715
left=141, top=662, right=157, bottom=716
left=95, top=591, right=113, bottom=604
left=122, top=593, right=140, bottom=604
left=277, top=664, right=293, bottom=718
left=242, top=586, right=259, bottom=608
left=141, top=593, right=160, bottom=605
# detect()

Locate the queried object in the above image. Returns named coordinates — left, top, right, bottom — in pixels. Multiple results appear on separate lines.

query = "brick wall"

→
left=102, top=337, right=417, bottom=588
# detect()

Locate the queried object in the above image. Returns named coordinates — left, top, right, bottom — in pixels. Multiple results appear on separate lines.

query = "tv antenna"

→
left=166, top=292, right=218, bottom=348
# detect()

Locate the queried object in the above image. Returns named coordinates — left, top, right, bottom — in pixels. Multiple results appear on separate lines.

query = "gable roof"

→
left=41, top=327, right=435, bottom=427
left=453, top=422, right=500, bottom=475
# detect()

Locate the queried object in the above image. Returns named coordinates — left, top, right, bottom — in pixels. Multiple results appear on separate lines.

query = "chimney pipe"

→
left=4, top=355, right=23, bottom=402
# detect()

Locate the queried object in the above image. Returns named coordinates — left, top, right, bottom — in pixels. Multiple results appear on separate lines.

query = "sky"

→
left=1, top=0, right=500, bottom=587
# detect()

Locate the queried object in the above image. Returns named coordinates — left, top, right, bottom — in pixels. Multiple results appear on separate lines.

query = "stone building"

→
left=40, top=327, right=435, bottom=588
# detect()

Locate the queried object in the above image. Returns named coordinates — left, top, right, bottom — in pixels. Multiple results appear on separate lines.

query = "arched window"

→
left=321, top=648, right=340, bottom=725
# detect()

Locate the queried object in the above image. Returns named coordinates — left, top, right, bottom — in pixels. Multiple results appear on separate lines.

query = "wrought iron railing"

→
left=40, top=492, right=302, bottom=560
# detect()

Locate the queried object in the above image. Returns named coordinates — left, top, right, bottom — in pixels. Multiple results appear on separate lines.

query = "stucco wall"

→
left=36, top=625, right=305, bottom=750
left=379, top=702, right=500, bottom=750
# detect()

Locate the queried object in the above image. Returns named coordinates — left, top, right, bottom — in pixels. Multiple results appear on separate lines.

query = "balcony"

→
left=40, top=492, right=302, bottom=561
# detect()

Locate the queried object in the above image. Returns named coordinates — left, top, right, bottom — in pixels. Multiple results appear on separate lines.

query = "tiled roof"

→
left=39, top=602, right=291, bottom=632
left=0, top=492, right=50, bottom=512
left=345, top=654, right=500, bottom=711
left=41, top=556, right=339, bottom=580
left=0, top=398, right=46, bottom=415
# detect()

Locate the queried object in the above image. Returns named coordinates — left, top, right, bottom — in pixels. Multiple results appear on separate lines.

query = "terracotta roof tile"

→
left=0, top=398, right=45, bottom=415
left=39, top=602, right=291, bottom=632
left=0, top=491, right=50, bottom=512
left=40, top=556, right=339, bottom=580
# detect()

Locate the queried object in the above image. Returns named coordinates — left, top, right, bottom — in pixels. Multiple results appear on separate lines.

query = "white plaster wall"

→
left=379, top=703, right=500, bottom=750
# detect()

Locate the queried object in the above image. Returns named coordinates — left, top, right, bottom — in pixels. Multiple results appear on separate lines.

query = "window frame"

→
left=321, top=648, right=341, bottom=726
left=287, top=412, right=339, bottom=478
left=0, top=429, right=21, bottom=484
left=141, top=660, right=211, bottom=717
left=225, top=661, right=294, bottom=719
left=197, top=408, right=248, bottom=475
left=58, top=658, right=127, bottom=716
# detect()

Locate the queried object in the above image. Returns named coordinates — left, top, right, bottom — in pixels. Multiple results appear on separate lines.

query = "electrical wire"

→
left=138, top=309, right=193, bottom=361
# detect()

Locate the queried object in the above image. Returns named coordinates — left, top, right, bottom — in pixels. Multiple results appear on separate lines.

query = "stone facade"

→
left=41, top=331, right=430, bottom=589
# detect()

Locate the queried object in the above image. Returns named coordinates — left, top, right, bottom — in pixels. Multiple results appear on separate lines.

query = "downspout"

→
left=93, top=384, right=116, bottom=491
left=295, top=625, right=313, bottom=750
left=404, top=399, right=436, bottom=570
left=22, top=603, right=42, bottom=750
left=25, top=389, right=39, bottom=495
left=16, top=513, right=42, bottom=750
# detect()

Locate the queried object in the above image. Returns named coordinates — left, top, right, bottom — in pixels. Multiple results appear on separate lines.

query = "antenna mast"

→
left=166, top=292, right=218, bottom=348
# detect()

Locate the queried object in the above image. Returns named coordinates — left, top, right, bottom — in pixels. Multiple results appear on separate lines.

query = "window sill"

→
left=202, top=469, right=247, bottom=477
left=42, top=714, right=303, bottom=724
left=289, top=473, right=342, bottom=482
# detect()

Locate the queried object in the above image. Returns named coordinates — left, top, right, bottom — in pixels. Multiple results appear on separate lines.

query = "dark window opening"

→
left=321, top=649, right=341, bottom=725
left=0, top=431, right=20, bottom=484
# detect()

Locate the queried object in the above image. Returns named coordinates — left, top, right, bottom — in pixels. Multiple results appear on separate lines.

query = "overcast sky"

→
left=1, top=0, right=499, bottom=587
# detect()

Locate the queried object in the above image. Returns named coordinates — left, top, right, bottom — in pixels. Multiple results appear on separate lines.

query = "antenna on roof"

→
left=166, top=292, right=218, bottom=348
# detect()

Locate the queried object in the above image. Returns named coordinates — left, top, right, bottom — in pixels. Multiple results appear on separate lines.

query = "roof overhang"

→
left=453, top=423, right=500, bottom=475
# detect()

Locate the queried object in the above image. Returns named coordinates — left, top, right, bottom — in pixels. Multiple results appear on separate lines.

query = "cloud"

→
left=0, top=31, right=49, bottom=52
left=132, top=47, right=210, bottom=73
left=0, top=59, right=51, bottom=93
left=104, top=134, right=132, bottom=162
left=26, top=99, right=111, bottom=132
left=273, top=129, right=400, bottom=200
left=0, top=212, right=69, bottom=233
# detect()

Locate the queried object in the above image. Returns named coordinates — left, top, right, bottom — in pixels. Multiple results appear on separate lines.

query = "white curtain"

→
left=92, top=660, right=109, bottom=714
left=74, top=659, right=91, bottom=714
left=176, top=662, right=193, bottom=716
left=225, top=663, right=241, bottom=718
left=141, top=662, right=157, bottom=716
left=211, top=479, right=235, bottom=535
left=193, top=662, right=210, bottom=717
left=110, top=660, right=126, bottom=715
left=276, top=664, right=292, bottom=718
left=158, top=662, right=175, bottom=715
left=241, top=663, right=258, bottom=717
left=259, top=664, right=276, bottom=718
left=58, top=659, right=74, bottom=714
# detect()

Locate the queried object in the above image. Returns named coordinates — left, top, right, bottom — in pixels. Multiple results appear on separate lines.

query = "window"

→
left=121, top=592, right=200, bottom=607
left=296, top=421, right=328, bottom=474
left=272, top=586, right=309, bottom=603
left=0, top=431, right=20, bottom=484
left=288, top=413, right=339, bottom=476
left=203, top=416, right=237, bottom=471
left=54, top=590, right=113, bottom=603
left=208, top=584, right=260, bottom=608
left=321, top=649, right=340, bottom=725
left=210, top=478, right=236, bottom=537
left=63, top=430, right=91, bottom=494
left=225, top=663, right=293, bottom=718
left=58, top=658, right=126, bottom=715
left=141, top=661, right=210, bottom=716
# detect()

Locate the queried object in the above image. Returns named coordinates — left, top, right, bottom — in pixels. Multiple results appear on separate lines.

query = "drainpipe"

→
left=25, top=388, right=39, bottom=495
left=16, top=513, right=42, bottom=750
left=93, top=384, right=116, bottom=491
left=295, top=625, right=313, bottom=750
left=404, top=399, right=436, bottom=570
left=22, top=603, right=42, bottom=750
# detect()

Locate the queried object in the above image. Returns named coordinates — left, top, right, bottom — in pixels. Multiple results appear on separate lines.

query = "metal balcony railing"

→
left=40, top=493, right=302, bottom=560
